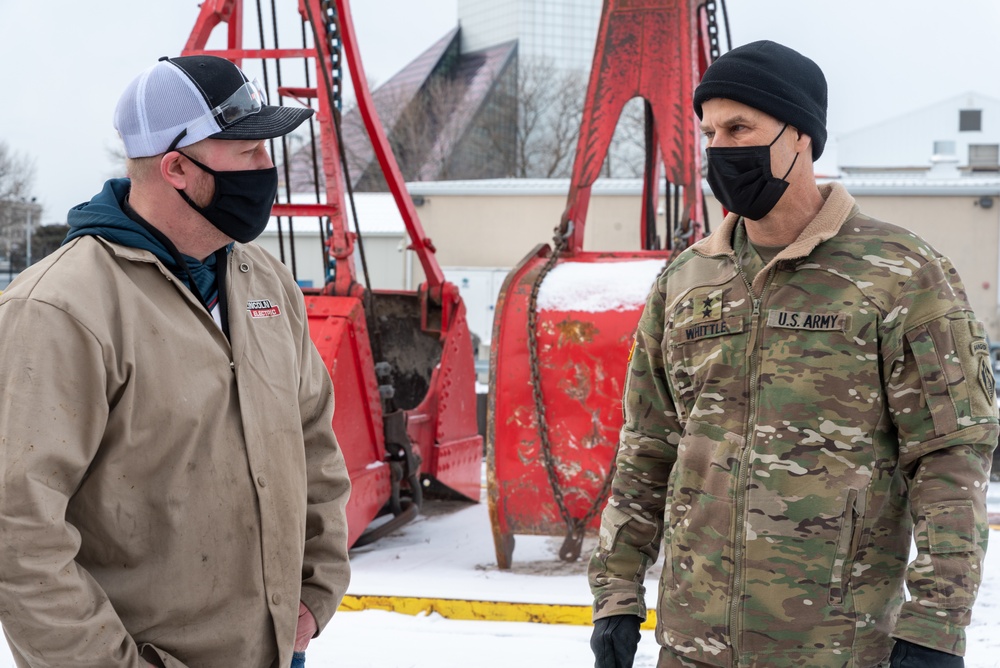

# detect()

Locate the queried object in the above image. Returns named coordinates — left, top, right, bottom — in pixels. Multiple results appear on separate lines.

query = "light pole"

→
left=23, top=196, right=36, bottom=269
left=21, top=197, right=38, bottom=269
left=25, top=202, right=32, bottom=268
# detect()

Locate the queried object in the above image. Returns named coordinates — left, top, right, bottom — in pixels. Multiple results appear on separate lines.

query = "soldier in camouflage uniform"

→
left=588, top=40, right=998, bottom=668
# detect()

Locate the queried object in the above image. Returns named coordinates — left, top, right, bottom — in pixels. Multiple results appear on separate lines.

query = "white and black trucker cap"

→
left=114, top=55, right=314, bottom=158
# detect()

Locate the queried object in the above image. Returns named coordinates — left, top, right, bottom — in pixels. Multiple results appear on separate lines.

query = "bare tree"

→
left=507, top=60, right=588, bottom=178
left=327, top=74, right=470, bottom=190
left=606, top=98, right=648, bottom=178
left=105, top=142, right=128, bottom=180
left=0, top=141, right=35, bottom=203
left=0, top=142, right=39, bottom=270
left=483, top=59, right=644, bottom=179
left=343, top=58, right=587, bottom=183
left=390, top=76, right=469, bottom=182
left=287, top=58, right=647, bottom=192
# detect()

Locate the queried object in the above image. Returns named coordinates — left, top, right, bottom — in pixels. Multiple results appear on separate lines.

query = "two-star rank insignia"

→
left=699, top=290, right=723, bottom=322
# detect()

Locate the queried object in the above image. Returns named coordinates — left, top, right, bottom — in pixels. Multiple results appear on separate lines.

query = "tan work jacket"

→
left=0, top=236, right=351, bottom=667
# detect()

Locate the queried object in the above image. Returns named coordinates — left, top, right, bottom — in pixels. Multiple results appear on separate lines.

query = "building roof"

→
left=416, top=41, right=517, bottom=181
left=285, top=27, right=516, bottom=194
left=838, top=91, right=1000, bottom=171
left=343, top=192, right=409, bottom=234
left=406, top=178, right=656, bottom=196
left=832, top=173, right=1000, bottom=196
left=405, top=175, right=1000, bottom=197
left=262, top=192, right=406, bottom=235
left=282, top=29, right=462, bottom=195
left=342, top=28, right=462, bottom=184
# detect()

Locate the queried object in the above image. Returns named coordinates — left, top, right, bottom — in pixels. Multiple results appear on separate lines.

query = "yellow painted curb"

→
left=339, top=594, right=657, bottom=629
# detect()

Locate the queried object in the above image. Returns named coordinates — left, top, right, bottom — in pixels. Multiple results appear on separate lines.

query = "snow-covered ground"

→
left=313, top=482, right=1000, bottom=668
left=1, top=481, right=998, bottom=667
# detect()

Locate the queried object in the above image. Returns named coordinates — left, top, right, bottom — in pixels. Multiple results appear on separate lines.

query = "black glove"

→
left=591, top=615, right=642, bottom=668
left=889, top=639, right=963, bottom=668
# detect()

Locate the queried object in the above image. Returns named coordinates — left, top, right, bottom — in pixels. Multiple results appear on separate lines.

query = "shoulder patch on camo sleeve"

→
left=979, top=355, right=995, bottom=400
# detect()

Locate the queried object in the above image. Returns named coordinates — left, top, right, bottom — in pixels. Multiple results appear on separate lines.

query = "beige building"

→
left=847, top=177, right=1000, bottom=339
left=264, top=177, right=1000, bottom=345
left=404, top=177, right=1000, bottom=343
left=255, top=192, right=409, bottom=292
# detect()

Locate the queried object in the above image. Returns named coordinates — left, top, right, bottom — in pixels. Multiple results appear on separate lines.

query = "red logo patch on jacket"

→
left=247, top=299, right=281, bottom=318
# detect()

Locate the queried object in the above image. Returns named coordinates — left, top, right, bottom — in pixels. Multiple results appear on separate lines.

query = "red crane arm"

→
left=332, top=0, right=446, bottom=290
left=560, top=0, right=711, bottom=254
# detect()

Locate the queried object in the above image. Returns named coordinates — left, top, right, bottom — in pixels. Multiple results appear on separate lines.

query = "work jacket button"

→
left=240, top=263, right=250, bottom=273
left=257, top=476, right=267, bottom=488
left=272, top=593, right=281, bottom=605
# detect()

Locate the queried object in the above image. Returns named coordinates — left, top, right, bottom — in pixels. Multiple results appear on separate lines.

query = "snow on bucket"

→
left=536, top=259, right=666, bottom=313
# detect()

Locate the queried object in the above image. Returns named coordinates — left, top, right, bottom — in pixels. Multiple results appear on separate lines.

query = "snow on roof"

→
left=404, top=175, right=1000, bottom=198
left=262, top=192, right=407, bottom=235
left=831, top=173, right=1000, bottom=196
left=406, top=178, right=658, bottom=196
left=338, top=192, right=409, bottom=234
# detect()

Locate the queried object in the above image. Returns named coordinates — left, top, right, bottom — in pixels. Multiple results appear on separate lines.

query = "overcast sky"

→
left=1, top=0, right=999, bottom=224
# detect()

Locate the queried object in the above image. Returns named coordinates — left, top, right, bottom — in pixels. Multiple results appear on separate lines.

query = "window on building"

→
left=959, top=109, right=982, bottom=132
left=969, top=144, right=999, bottom=170
left=933, top=140, right=956, bottom=156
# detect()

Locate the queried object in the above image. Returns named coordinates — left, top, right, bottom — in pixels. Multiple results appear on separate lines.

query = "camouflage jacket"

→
left=589, top=182, right=997, bottom=667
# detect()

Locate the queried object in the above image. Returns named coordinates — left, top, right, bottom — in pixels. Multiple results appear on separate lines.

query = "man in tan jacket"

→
left=0, top=55, right=351, bottom=667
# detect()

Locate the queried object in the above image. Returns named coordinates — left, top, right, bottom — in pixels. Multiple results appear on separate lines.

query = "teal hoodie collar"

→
left=65, top=178, right=179, bottom=269
left=64, top=178, right=228, bottom=312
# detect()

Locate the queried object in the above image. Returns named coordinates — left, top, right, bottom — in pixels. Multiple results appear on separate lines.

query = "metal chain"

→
left=320, top=0, right=343, bottom=110
left=526, top=224, right=618, bottom=562
left=703, top=1, right=721, bottom=62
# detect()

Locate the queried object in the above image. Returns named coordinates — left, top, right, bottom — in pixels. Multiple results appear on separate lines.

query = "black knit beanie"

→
left=693, top=40, right=828, bottom=161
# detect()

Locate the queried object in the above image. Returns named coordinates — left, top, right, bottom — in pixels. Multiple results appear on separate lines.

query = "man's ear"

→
left=160, top=151, right=191, bottom=190
left=792, top=127, right=812, bottom=154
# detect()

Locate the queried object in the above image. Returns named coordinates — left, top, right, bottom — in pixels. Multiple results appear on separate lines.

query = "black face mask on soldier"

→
left=175, top=151, right=278, bottom=243
left=706, top=123, right=800, bottom=221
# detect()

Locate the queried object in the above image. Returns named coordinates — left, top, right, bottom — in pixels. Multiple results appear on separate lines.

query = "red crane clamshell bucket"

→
left=489, top=250, right=669, bottom=566
left=487, top=0, right=717, bottom=568
left=180, top=0, right=483, bottom=549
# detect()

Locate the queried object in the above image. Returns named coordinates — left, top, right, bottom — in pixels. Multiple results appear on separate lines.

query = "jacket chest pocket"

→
left=759, top=308, right=883, bottom=412
left=237, top=302, right=301, bottom=401
left=666, top=314, right=746, bottom=427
